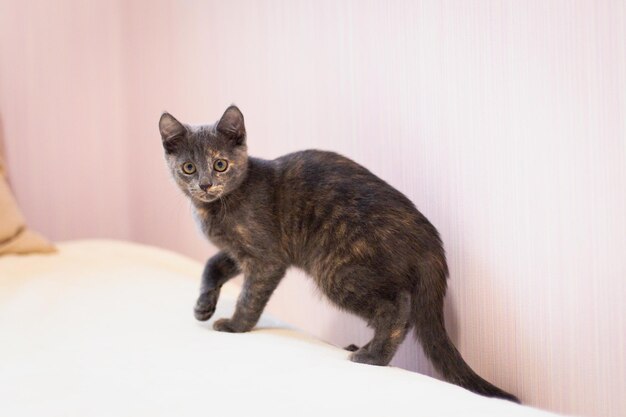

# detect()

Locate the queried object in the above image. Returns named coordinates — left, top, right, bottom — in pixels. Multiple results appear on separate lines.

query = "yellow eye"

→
left=214, top=159, right=228, bottom=172
left=182, top=162, right=196, bottom=174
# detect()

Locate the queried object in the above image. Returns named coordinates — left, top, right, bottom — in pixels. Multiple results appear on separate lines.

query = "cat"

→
left=159, top=105, right=519, bottom=403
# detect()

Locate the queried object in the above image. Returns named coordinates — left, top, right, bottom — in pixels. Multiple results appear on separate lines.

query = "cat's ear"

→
left=159, top=112, right=186, bottom=153
left=216, top=105, right=246, bottom=146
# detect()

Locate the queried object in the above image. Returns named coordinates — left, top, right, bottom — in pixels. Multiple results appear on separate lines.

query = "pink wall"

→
left=0, top=0, right=131, bottom=240
left=1, top=2, right=625, bottom=416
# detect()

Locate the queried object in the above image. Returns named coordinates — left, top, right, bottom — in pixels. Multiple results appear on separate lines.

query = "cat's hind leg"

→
left=349, top=291, right=412, bottom=366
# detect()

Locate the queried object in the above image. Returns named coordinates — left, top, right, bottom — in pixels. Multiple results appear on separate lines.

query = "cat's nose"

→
left=199, top=182, right=212, bottom=192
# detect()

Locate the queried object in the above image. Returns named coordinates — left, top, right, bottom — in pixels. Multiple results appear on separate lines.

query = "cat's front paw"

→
left=194, top=289, right=220, bottom=321
left=213, top=318, right=248, bottom=333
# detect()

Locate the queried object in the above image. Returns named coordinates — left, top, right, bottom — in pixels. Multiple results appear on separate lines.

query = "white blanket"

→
left=0, top=240, right=561, bottom=416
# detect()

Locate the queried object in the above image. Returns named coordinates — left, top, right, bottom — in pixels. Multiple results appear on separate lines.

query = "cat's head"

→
left=159, top=106, right=248, bottom=203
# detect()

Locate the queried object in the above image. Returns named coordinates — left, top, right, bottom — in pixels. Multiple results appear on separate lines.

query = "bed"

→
left=0, top=239, right=563, bottom=416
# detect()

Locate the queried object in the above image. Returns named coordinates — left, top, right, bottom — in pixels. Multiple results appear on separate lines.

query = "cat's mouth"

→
left=197, top=197, right=217, bottom=203
left=194, top=194, right=220, bottom=203
left=191, top=189, right=224, bottom=203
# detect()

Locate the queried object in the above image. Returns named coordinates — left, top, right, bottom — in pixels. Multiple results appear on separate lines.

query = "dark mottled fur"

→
left=159, top=106, right=519, bottom=403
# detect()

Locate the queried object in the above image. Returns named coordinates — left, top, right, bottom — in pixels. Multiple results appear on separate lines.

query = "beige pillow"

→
left=0, top=152, right=56, bottom=255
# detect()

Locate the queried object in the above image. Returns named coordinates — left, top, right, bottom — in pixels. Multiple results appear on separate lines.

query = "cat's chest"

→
left=192, top=206, right=258, bottom=253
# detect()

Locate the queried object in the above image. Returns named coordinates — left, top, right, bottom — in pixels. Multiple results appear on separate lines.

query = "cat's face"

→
left=159, top=106, right=248, bottom=203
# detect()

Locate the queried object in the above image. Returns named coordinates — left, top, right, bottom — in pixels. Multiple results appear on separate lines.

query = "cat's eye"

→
left=214, top=159, right=228, bottom=172
left=182, top=162, right=196, bottom=175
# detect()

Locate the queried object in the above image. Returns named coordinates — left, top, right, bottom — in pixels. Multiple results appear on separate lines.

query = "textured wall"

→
left=0, top=0, right=131, bottom=240
left=1, top=2, right=625, bottom=416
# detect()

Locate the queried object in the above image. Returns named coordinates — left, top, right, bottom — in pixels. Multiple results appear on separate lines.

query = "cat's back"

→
left=276, top=149, right=378, bottom=188
left=273, top=150, right=439, bottom=271
left=274, top=149, right=413, bottom=210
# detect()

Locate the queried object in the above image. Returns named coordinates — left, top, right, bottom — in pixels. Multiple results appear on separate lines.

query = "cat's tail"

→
left=412, top=256, right=520, bottom=403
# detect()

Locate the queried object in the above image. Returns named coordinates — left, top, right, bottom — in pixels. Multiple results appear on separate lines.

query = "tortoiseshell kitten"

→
left=159, top=106, right=518, bottom=402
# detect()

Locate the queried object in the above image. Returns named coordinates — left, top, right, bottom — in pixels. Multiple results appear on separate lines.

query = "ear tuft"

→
left=216, top=105, right=246, bottom=145
left=159, top=112, right=186, bottom=153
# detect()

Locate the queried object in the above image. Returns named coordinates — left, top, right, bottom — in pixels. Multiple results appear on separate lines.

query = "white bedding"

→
left=0, top=240, right=561, bottom=417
